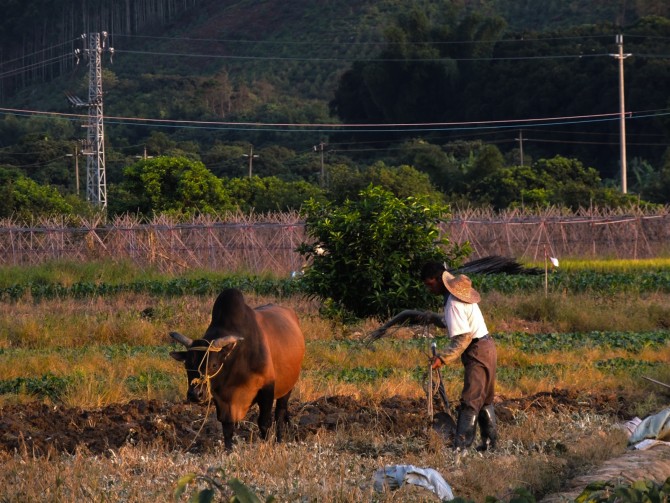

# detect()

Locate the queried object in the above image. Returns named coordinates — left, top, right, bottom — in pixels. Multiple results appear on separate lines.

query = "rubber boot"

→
left=476, top=404, right=498, bottom=452
left=453, top=407, right=478, bottom=450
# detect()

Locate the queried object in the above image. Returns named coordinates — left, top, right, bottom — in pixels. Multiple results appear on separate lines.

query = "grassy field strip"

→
left=1, top=331, right=667, bottom=407
left=2, top=257, right=669, bottom=284
left=529, top=257, right=670, bottom=271
left=2, top=269, right=670, bottom=302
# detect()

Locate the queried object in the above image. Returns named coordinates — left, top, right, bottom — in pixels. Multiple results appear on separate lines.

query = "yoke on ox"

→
left=169, top=288, right=305, bottom=450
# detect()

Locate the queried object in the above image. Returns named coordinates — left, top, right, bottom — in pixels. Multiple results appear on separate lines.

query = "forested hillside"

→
left=4, top=0, right=668, bottom=102
left=1, top=0, right=670, bottom=219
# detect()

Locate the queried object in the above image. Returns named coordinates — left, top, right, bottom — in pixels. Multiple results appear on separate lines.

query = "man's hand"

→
left=430, top=355, right=444, bottom=370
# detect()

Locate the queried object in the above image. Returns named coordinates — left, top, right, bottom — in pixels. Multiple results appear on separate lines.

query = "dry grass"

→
left=0, top=410, right=628, bottom=502
left=1, top=290, right=669, bottom=406
left=484, top=291, right=670, bottom=334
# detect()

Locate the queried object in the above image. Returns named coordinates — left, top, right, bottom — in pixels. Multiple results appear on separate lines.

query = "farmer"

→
left=420, top=261, right=498, bottom=451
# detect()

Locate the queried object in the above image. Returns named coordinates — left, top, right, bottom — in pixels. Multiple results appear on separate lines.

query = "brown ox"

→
left=169, top=288, right=305, bottom=450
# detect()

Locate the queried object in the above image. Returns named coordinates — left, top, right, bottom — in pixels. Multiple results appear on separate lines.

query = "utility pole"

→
left=314, top=141, right=326, bottom=186
left=68, top=32, right=114, bottom=208
left=242, top=145, right=259, bottom=178
left=515, top=130, right=525, bottom=166
left=65, top=142, right=82, bottom=195
left=610, top=34, right=631, bottom=194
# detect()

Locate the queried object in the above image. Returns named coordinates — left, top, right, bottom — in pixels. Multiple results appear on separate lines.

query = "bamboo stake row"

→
left=0, top=209, right=668, bottom=274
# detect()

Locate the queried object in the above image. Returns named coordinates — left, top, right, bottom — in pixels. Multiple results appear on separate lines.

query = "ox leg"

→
left=214, top=402, right=236, bottom=451
left=256, top=383, right=275, bottom=441
left=221, top=420, right=235, bottom=451
left=275, top=391, right=292, bottom=443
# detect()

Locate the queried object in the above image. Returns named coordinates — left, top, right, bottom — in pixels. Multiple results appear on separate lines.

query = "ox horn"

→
left=169, top=331, right=193, bottom=347
left=213, top=335, right=243, bottom=349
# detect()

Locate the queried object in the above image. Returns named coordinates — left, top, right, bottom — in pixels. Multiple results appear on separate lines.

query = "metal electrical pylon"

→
left=68, top=32, right=114, bottom=208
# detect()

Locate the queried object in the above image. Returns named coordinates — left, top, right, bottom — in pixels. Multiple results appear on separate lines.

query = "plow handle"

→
left=430, top=342, right=450, bottom=411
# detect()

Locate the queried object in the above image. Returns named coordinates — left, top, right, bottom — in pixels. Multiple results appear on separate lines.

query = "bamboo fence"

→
left=0, top=207, right=668, bottom=275
left=446, top=206, right=670, bottom=262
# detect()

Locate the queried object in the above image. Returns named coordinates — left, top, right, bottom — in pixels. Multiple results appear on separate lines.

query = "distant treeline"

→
left=3, top=0, right=670, bottom=203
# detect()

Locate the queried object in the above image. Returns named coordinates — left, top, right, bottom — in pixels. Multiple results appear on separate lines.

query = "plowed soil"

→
left=0, top=388, right=631, bottom=456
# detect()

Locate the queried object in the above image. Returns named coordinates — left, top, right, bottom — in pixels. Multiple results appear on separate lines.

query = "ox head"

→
left=169, top=331, right=242, bottom=404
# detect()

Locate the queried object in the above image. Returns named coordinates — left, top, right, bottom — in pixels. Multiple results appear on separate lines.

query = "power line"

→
left=3, top=105, right=670, bottom=133
left=114, top=47, right=612, bottom=63
left=113, top=32, right=617, bottom=46
left=520, top=137, right=669, bottom=147
left=0, top=39, right=77, bottom=68
left=0, top=54, right=72, bottom=79
left=0, top=32, right=630, bottom=83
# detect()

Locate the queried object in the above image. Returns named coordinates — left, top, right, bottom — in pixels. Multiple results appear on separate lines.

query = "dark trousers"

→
left=460, top=335, right=496, bottom=413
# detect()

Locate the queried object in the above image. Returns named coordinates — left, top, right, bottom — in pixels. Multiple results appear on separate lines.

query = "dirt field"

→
left=0, top=388, right=631, bottom=457
left=3, top=389, right=670, bottom=503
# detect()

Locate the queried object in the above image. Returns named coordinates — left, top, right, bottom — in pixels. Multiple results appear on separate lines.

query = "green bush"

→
left=0, top=373, right=73, bottom=401
left=574, top=477, right=670, bottom=502
left=174, top=468, right=275, bottom=502
left=296, top=185, right=470, bottom=319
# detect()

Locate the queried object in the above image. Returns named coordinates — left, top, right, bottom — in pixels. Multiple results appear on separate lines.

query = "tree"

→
left=223, top=176, right=326, bottom=213
left=466, top=144, right=505, bottom=186
left=144, top=132, right=177, bottom=156
left=468, top=155, right=647, bottom=210
left=203, top=143, right=249, bottom=178
left=395, top=139, right=465, bottom=193
left=330, top=7, right=505, bottom=124
left=110, top=156, right=233, bottom=217
left=331, top=8, right=459, bottom=124
left=326, top=162, right=444, bottom=204
left=366, top=162, right=445, bottom=203
left=297, top=185, right=471, bottom=319
left=322, top=164, right=364, bottom=203
left=0, top=166, right=73, bottom=221
left=471, top=165, right=538, bottom=209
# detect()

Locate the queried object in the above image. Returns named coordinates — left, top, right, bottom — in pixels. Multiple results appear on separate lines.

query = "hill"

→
left=4, top=0, right=667, bottom=106
left=1, top=0, right=670, bottom=208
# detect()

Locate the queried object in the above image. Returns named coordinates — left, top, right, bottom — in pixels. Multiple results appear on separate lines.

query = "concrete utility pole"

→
left=515, top=130, right=525, bottom=166
left=314, top=141, right=326, bottom=186
left=610, top=34, right=631, bottom=194
left=65, top=142, right=82, bottom=195
left=243, top=145, right=259, bottom=178
left=135, top=146, right=153, bottom=160
left=68, top=32, right=114, bottom=208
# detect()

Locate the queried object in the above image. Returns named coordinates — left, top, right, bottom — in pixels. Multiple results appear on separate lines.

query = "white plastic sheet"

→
left=373, top=464, right=454, bottom=501
left=628, top=407, right=670, bottom=445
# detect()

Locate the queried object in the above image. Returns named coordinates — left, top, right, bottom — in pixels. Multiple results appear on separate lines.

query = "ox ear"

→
left=169, top=351, right=187, bottom=362
left=212, top=335, right=243, bottom=349
left=169, top=331, right=193, bottom=347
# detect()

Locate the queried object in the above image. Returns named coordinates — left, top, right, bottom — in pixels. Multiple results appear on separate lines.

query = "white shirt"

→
left=443, top=295, right=489, bottom=339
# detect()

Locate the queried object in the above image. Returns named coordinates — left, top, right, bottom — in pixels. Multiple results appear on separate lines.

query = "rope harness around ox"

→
left=184, top=339, right=239, bottom=451
left=188, top=340, right=238, bottom=400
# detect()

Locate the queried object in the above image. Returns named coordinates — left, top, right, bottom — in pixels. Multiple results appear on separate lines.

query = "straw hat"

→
left=442, top=271, right=481, bottom=304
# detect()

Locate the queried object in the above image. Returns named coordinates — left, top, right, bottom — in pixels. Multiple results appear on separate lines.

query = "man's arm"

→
left=365, top=309, right=446, bottom=344
left=432, top=332, right=474, bottom=368
left=420, top=311, right=446, bottom=328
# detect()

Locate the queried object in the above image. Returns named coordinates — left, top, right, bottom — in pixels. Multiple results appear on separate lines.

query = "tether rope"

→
left=183, top=340, right=237, bottom=451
